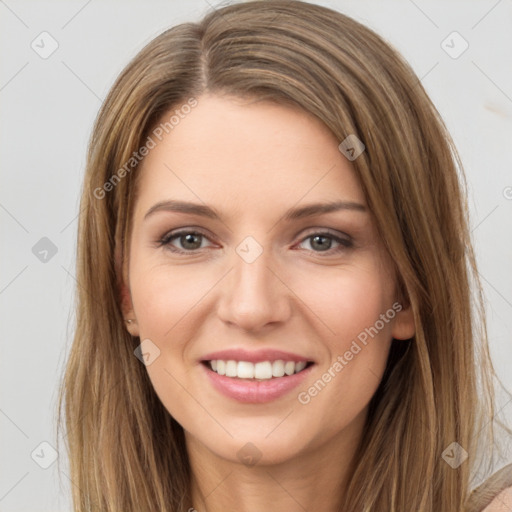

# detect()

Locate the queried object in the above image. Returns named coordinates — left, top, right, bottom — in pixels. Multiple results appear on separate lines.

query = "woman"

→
left=57, top=1, right=512, bottom=510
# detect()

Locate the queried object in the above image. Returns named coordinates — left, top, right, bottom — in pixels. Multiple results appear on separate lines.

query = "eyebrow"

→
left=144, top=199, right=367, bottom=222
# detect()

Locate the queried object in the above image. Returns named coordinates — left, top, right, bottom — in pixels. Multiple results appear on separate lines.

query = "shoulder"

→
left=483, top=485, right=512, bottom=511
left=467, top=464, right=512, bottom=512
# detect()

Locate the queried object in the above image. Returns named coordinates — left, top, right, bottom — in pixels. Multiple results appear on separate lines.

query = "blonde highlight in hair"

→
left=57, top=1, right=510, bottom=510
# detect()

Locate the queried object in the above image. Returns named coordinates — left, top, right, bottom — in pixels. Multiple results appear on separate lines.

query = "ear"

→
left=391, top=302, right=415, bottom=340
left=116, top=245, right=140, bottom=338
left=120, top=282, right=140, bottom=337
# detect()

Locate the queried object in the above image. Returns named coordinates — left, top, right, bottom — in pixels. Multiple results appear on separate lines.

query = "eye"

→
left=296, top=231, right=353, bottom=254
left=157, top=228, right=353, bottom=255
left=158, top=229, right=214, bottom=253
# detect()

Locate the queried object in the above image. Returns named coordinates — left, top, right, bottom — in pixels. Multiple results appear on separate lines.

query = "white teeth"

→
left=237, top=361, right=254, bottom=379
left=254, top=361, right=272, bottom=379
left=216, top=360, right=226, bottom=376
left=295, top=361, right=307, bottom=372
left=208, top=359, right=309, bottom=380
left=225, top=360, right=237, bottom=377
left=272, top=360, right=285, bottom=377
left=284, top=361, right=295, bottom=376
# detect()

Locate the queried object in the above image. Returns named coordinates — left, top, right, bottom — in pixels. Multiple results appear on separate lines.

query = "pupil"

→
left=312, top=235, right=331, bottom=251
left=182, top=233, right=201, bottom=249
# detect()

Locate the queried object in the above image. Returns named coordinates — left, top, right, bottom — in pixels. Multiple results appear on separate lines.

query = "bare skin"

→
left=122, top=93, right=415, bottom=511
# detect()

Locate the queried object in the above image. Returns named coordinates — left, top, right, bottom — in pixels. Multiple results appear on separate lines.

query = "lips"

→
left=200, top=348, right=315, bottom=403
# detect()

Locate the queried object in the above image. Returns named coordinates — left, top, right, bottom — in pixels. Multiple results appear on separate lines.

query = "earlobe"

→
left=391, top=304, right=416, bottom=341
left=124, top=317, right=140, bottom=337
left=119, top=281, right=140, bottom=337
left=116, top=245, right=139, bottom=337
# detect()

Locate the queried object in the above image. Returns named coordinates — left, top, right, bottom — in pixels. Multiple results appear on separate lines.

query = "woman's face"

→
left=122, top=93, right=414, bottom=466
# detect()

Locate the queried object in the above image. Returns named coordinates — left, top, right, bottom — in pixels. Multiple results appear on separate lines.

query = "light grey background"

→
left=1, top=1, right=511, bottom=510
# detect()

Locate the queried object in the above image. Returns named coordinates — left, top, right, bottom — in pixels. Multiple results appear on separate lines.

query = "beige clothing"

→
left=466, top=464, right=512, bottom=511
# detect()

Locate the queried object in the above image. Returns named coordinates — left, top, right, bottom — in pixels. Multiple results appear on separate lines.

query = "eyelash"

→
left=157, top=228, right=354, bottom=256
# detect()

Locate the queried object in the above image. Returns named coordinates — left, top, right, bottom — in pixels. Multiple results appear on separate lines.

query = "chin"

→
left=186, top=413, right=319, bottom=467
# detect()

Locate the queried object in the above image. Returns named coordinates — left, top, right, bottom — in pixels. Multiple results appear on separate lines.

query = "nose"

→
left=216, top=246, right=292, bottom=333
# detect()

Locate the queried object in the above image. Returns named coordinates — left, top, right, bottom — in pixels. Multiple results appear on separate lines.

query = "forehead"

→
left=134, top=94, right=365, bottom=217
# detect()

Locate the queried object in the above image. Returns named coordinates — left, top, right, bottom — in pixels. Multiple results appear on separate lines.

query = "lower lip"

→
left=203, top=363, right=314, bottom=403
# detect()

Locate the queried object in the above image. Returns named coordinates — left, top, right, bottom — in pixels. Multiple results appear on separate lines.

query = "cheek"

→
left=293, top=259, right=396, bottom=346
left=291, top=270, right=395, bottom=440
left=291, top=258, right=396, bottom=407
left=130, top=260, right=215, bottom=341
left=128, top=263, right=210, bottom=418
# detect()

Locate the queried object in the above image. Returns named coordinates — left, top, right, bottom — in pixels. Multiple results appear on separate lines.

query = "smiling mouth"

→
left=203, top=360, right=314, bottom=380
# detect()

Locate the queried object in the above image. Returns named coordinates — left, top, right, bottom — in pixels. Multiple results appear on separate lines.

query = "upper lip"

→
left=201, top=348, right=314, bottom=364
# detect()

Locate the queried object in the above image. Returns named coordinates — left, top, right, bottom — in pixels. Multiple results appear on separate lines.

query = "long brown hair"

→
left=57, top=1, right=510, bottom=510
